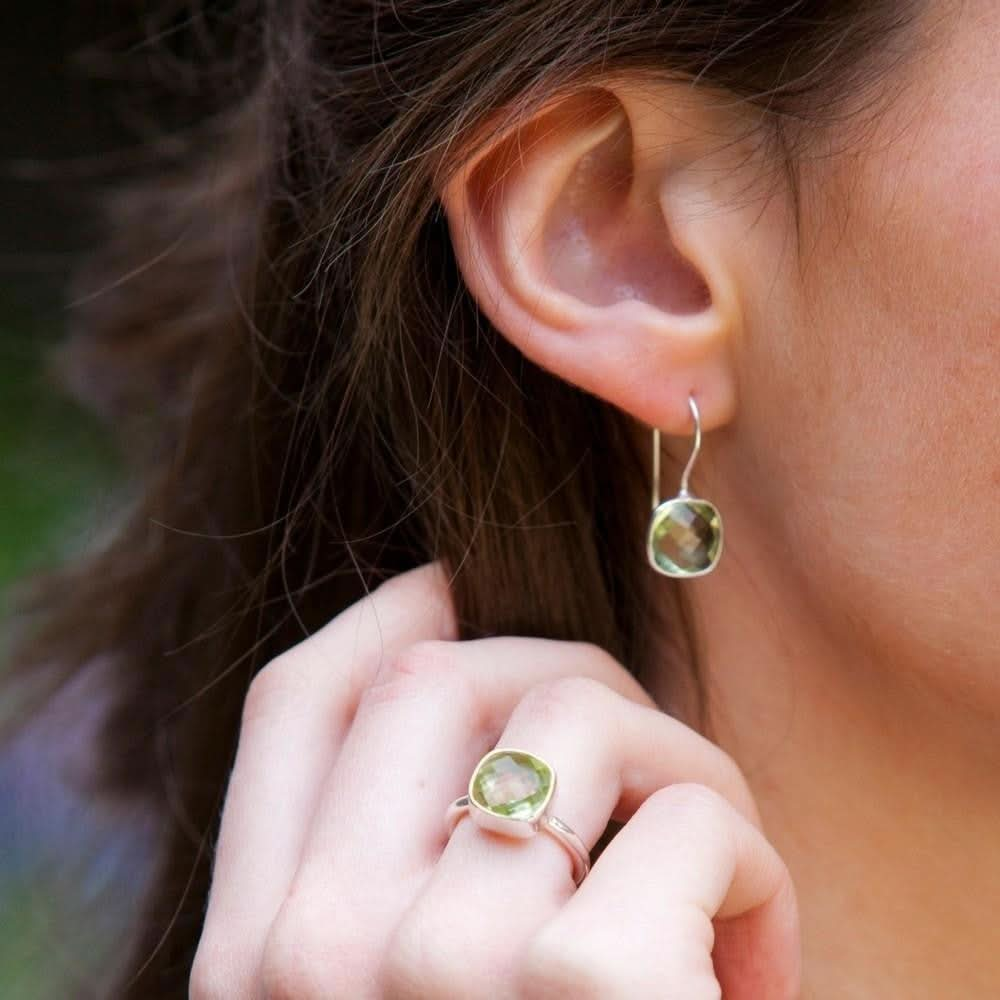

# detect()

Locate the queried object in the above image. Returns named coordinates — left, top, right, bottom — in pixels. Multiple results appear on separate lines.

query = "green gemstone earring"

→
left=646, top=395, right=723, bottom=578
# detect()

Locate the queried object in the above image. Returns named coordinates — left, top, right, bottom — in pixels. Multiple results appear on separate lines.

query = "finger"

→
left=382, top=675, right=763, bottom=998
left=258, top=637, right=652, bottom=997
left=191, top=562, right=456, bottom=999
left=517, top=782, right=800, bottom=1000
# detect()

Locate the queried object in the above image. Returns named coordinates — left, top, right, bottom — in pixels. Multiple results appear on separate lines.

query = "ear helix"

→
left=646, top=395, right=724, bottom=578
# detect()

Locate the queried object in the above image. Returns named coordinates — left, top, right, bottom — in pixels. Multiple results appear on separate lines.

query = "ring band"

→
left=445, top=747, right=591, bottom=886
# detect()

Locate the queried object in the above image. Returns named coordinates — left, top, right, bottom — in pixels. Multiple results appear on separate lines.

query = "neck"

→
left=647, top=538, right=1000, bottom=999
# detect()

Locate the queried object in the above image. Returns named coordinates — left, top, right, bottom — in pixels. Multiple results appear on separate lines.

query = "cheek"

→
left=819, top=26, right=1000, bottom=516
left=835, top=125, right=1000, bottom=503
left=728, top=65, right=1000, bottom=689
left=860, top=0, right=1000, bottom=488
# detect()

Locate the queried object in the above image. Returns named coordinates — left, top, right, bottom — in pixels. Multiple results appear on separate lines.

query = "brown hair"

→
left=10, top=1, right=919, bottom=993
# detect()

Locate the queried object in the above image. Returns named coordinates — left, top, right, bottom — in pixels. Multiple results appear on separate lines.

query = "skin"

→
left=191, top=1, right=998, bottom=995
left=190, top=566, right=797, bottom=998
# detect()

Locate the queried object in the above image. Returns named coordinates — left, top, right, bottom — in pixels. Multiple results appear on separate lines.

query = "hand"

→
left=190, top=562, right=800, bottom=999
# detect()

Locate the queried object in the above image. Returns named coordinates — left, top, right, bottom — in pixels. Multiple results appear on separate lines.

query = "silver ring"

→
left=445, top=747, right=590, bottom=886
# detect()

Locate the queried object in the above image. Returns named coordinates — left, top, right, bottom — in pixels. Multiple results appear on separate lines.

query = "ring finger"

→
left=257, top=637, right=654, bottom=997
left=383, top=673, right=762, bottom=997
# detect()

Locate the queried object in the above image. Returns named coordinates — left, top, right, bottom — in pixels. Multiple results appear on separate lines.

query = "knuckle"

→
left=260, top=895, right=359, bottom=1000
left=381, top=909, right=468, bottom=1000
left=517, top=930, right=618, bottom=999
left=708, top=747, right=762, bottom=825
left=189, top=940, right=242, bottom=1000
left=239, top=653, right=303, bottom=730
left=665, top=904, right=719, bottom=959
left=379, top=640, right=457, bottom=682
left=515, top=674, right=609, bottom=728
left=375, top=562, right=459, bottom=641
left=658, top=962, right=723, bottom=1000
left=519, top=914, right=721, bottom=1000
left=658, top=937, right=725, bottom=1000
left=573, top=640, right=624, bottom=676
left=670, top=733, right=758, bottom=827
left=644, top=782, right=732, bottom=827
left=566, top=641, right=656, bottom=709
left=359, top=640, right=473, bottom=713
left=708, top=744, right=747, bottom=790
left=646, top=781, right=731, bottom=818
left=260, top=960, right=324, bottom=1000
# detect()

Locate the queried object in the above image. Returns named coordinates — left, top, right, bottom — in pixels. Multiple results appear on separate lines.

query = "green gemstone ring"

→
left=446, top=747, right=591, bottom=885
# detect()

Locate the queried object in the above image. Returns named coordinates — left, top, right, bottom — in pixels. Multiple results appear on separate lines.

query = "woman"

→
left=10, top=0, right=998, bottom=995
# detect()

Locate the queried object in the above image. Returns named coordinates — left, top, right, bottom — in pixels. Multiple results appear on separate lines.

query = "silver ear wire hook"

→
left=651, top=394, right=701, bottom=509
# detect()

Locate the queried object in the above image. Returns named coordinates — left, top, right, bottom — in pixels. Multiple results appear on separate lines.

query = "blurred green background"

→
left=1, top=5, right=171, bottom=996
left=0, top=319, right=124, bottom=1000
left=0, top=308, right=119, bottom=598
left=1, top=3, right=139, bottom=592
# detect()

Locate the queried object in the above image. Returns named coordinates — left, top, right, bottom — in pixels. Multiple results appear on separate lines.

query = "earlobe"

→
left=440, top=83, right=745, bottom=435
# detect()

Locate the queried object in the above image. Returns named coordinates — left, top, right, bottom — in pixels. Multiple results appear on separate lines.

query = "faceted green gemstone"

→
left=470, top=750, right=554, bottom=822
left=648, top=497, right=722, bottom=576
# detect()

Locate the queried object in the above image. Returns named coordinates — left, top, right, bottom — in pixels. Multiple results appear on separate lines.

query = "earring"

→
left=646, top=395, right=724, bottom=578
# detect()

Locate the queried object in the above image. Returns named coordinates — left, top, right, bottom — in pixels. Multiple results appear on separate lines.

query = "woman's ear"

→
left=439, top=82, right=755, bottom=435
